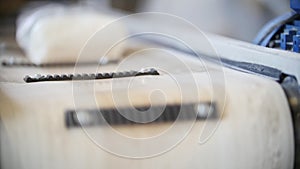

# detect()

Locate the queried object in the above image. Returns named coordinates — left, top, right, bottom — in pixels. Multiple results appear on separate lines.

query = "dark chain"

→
left=24, top=68, right=159, bottom=83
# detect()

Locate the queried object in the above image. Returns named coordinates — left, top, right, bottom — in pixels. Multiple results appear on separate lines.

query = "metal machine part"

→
left=219, top=58, right=290, bottom=82
left=23, top=68, right=159, bottom=83
left=136, top=34, right=294, bottom=82
left=281, top=76, right=300, bottom=169
left=65, top=103, right=217, bottom=128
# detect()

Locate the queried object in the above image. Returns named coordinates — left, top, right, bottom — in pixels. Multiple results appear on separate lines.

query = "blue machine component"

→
left=254, top=0, right=300, bottom=53
left=294, top=34, right=300, bottom=52
left=291, top=0, right=300, bottom=14
left=280, top=20, right=300, bottom=52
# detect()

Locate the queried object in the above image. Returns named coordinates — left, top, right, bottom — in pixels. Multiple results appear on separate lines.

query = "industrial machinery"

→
left=0, top=1, right=299, bottom=169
